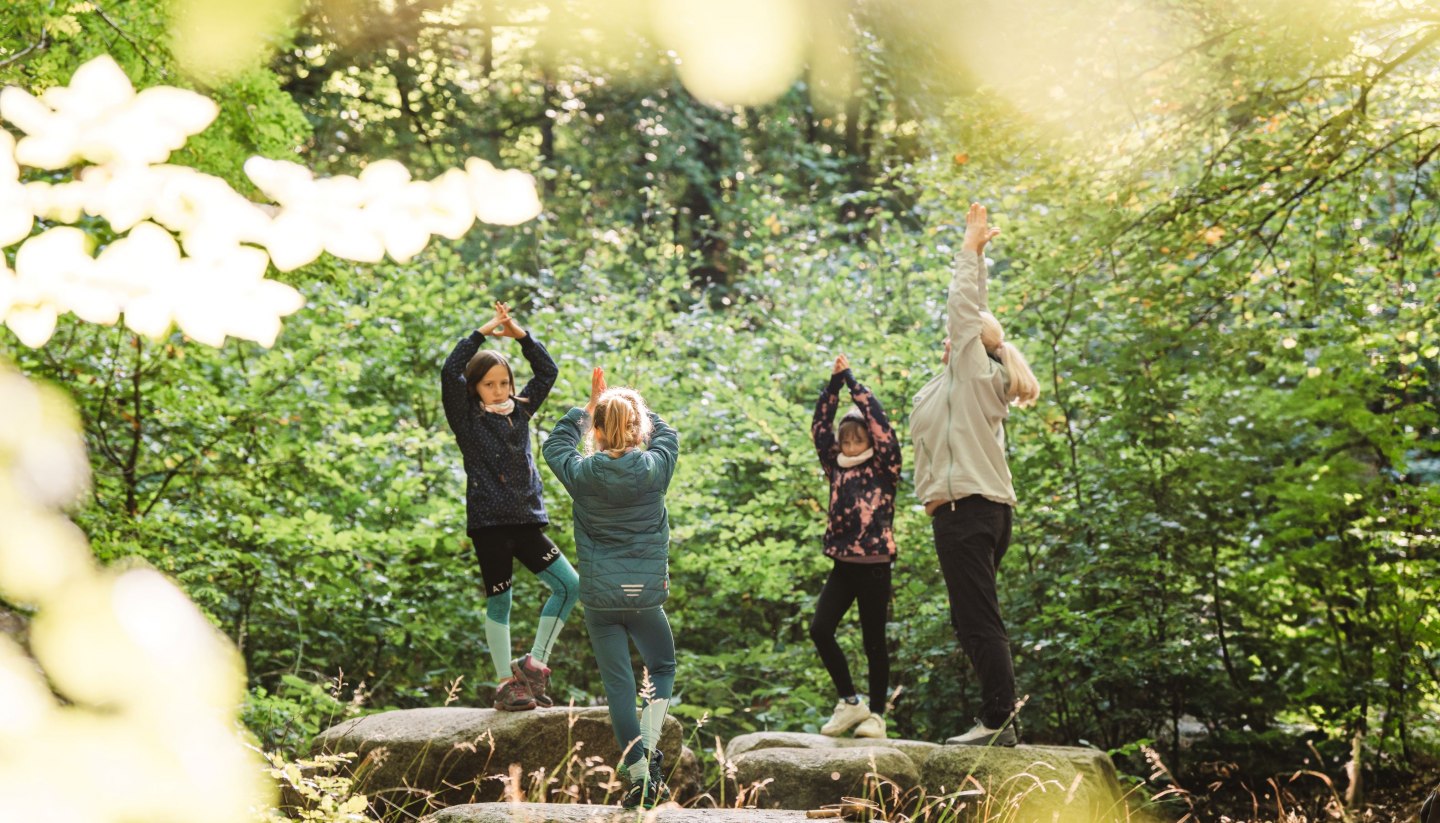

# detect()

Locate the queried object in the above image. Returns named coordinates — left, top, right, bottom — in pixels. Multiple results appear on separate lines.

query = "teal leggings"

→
left=486, top=557, right=580, bottom=625
left=585, top=606, right=676, bottom=765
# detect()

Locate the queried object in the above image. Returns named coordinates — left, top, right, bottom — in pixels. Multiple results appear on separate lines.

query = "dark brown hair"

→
left=838, top=410, right=867, bottom=443
left=464, top=350, right=514, bottom=398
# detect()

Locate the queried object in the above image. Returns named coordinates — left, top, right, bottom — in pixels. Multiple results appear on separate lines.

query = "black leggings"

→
left=808, top=560, right=892, bottom=715
left=470, top=524, right=561, bottom=597
left=932, top=495, right=1015, bottom=729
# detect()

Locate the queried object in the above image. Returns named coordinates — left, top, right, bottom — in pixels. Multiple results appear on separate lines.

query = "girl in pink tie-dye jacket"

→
left=807, top=353, right=901, bottom=740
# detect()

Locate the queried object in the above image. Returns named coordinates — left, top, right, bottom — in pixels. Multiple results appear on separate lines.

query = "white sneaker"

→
left=820, top=698, right=870, bottom=736
left=945, top=720, right=1017, bottom=747
left=853, top=713, right=886, bottom=739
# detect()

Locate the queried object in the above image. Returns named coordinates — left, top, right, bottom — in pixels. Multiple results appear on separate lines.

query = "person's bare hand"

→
left=585, top=366, right=607, bottom=415
left=493, top=301, right=526, bottom=339
left=832, top=353, right=850, bottom=375
left=478, top=303, right=506, bottom=336
left=962, top=202, right=1000, bottom=253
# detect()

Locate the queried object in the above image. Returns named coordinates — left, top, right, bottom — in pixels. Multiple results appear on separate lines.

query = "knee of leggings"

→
left=808, top=617, right=836, bottom=644
left=486, top=589, right=513, bottom=624
left=648, top=659, right=677, bottom=680
left=542, top=561, right=578, bottom=588
left=541, top=563, right=579, bottom=600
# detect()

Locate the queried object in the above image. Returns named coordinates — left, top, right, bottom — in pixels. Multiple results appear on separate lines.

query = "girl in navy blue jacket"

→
left=442, top=301, right=578, bottom=711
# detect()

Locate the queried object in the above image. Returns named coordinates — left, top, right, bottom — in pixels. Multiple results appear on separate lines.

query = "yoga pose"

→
left=441, top=301, right=578, bottom=711
left=809, top=353, right=901, bottom=740
left=911, top=203, right=1039, bottom=747
left=542, top=369, right=680, bottom=810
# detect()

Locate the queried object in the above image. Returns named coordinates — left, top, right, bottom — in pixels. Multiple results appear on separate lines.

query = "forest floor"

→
left=1173, top=757, right=1439, bottom=822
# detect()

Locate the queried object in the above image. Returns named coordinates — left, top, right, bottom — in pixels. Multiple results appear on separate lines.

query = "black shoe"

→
left=620, top=750, right=671, bottom=810
left=649, top=750, right=670, bottom=798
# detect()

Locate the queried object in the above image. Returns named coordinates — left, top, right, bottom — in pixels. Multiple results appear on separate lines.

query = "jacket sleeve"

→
left=516, top=333, right=558, bottom=414
left=812, top=371, right=844, bottom=478
left=442, top=331, right=484, bottom=436
left=644, top=412, right=680, bottom=489
left=850, top=378, right=901, bottom=481
left=542, top=407, right=590, bottom=494
left=947, top=250, right=991, bottom=378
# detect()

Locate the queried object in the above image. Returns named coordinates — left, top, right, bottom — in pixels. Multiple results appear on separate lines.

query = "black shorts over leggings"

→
left=470, top=524, right=561, bottom=597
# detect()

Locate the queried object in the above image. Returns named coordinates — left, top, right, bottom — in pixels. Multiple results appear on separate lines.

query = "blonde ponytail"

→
left=590, top=387, right=652, bottom=455
left=980, top=311, right=1039, bottom=408
left=998, top=342, right=1040, bottom=408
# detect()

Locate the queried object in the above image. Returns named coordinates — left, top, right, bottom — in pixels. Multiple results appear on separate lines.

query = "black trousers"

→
left=809, top=559, right=892, bottom=715
left=932, top=496, right=1015, bottom=729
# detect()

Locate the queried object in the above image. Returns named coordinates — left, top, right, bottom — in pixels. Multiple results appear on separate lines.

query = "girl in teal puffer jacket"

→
left=542, top=368, right=680, bottom=810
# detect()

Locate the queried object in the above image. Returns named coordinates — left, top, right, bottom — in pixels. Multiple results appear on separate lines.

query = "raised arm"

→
left=849, top=378, right=901, bottom=481
left=643, top=412, right=680, bottom=488
left=441, top=330, right=484, bottom=433
left=812, top=359, right=846, bottom=476
left=515, top=334, right=558, bottom=411
left=542, top=407, right=589, bottom=493
left=947, top=202, right=1000, bottom=377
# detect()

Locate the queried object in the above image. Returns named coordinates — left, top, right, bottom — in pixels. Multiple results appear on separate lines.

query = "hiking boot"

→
left=945, top=718, right=1018, bottom=747
left=510, top=653, right=553, bottom=708
left=820, top=697, right=870, bottom=737
left=620, top=749, right=671, bottom=810
left=493, top=676, right=537, bottom=712
left=854, top=712, right=887, bottom=739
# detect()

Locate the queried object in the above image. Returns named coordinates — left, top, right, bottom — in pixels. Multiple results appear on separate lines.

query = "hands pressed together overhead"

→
left=832, top=353, right=850, bottom=375
left=479, top=301, right=526, bottom=339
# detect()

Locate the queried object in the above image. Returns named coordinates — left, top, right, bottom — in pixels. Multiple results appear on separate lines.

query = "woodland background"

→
left=2, top=0, right=1437, bottom=816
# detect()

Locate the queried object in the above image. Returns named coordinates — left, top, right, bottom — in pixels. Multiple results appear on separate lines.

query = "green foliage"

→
left=0, top=0, right=311, bottom=188
left=3, top=0, right=1438, bottom=799
left=246, top=674, right=364, bottom=755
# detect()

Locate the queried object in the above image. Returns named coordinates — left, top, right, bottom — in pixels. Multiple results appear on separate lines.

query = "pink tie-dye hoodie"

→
left=812, top=369, right=902, bottom=563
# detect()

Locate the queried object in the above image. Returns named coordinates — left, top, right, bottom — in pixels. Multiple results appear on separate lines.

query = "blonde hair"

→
left=590, top=387, right=652, bottom=455
left=980, top=312, right=1040, bottom=408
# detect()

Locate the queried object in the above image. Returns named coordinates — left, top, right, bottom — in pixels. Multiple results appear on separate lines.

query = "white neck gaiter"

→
left=484, top=399, right=515, bottom=415
left=837, top=448, right=874, bottom=468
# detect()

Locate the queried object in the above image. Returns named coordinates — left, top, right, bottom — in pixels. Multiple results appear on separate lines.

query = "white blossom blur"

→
left=0, top=55, right=543, bottom=349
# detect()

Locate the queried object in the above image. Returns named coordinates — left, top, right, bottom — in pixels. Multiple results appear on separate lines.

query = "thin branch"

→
left=0, top=0, right=55, bottom=69
left=90, top=4, right=155, bottom=70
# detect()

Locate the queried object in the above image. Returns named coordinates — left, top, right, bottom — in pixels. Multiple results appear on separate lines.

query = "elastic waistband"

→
left=928, top=495, right=1011, bottom=517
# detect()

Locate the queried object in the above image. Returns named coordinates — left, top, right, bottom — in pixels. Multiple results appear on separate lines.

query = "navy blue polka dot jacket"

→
left=441, top=330, right=558, bottom=534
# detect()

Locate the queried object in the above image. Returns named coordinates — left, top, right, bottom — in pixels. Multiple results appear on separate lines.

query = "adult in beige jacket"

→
left=911, top=203, right=1039, bottom=747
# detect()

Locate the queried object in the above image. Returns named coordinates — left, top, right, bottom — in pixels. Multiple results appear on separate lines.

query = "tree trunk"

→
left=1345, top=723, right=1365, bottom=809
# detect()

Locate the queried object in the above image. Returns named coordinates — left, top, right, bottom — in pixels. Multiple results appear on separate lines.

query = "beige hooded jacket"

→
left=909, top=249, right=1016, bottom=508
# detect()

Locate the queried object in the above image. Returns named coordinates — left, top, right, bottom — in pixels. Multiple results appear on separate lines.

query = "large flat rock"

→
left=313, top=707, right=685, bottom=814
left=726, top=730, right=941, bottom=764
left=431, top=803, right=810, bottom=823
left=720, top=731, right=1126, bottom=820
left=921, top=744, right=1128, bottom=822
left=731, top=743, right=920, bottom=811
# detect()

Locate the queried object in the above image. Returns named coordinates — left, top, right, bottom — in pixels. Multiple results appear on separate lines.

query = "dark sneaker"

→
left=510, top=654, right=553, bottom=708
left=648, top=749, right=671, bottom=801
left=493, top=676, right=537, bottom=712
left=620, top=750, right=671, bottom=810
left=945, top=719, right=1018, bottom=747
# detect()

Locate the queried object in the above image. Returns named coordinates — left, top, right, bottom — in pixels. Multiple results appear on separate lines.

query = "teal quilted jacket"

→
left=542, top=407, right=679, bottom=611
